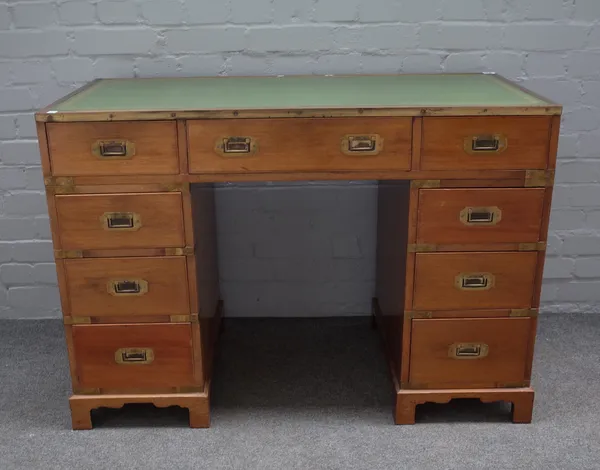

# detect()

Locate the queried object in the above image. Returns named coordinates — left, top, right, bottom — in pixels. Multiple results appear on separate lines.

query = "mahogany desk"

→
left=35, top=74, right=561, bottom=429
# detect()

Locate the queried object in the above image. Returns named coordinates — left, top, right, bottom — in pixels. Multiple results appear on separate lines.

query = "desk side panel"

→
left=376, top=181, right=411, bottom=382
left=191, top=183, right=221, bottom=383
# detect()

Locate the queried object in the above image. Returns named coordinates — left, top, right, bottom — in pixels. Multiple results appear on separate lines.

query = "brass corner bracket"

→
left=411, top=180, right=441, bottom=189
left=169, top=314, right=199, bottom=323
left=525, top=169, right=555, bottom=187
left=55, top=249, right=83, bottom=259
left=165, top=246, right=195, bottom=256
left=498, top=381, right=530, bottom=388
left=408, top=244, right=436, bottom=253
left=44, top=176, right=76, bottom=194
left=518, top=242, right=547, bottom=252
left=405, top=311, right=433, bottom=319
left=509, top=309, right=539, bottom=318
left=162, top=182, right=190, bottom=192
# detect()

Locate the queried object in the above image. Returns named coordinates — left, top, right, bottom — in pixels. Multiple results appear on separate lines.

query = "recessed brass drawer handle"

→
left=215, top=136, right=257, bottom=156
left=341, top=134, right=383, bottom=156
left=460, top=206, right=502, bottom=226
left=449, top=343, right=489, bottom=359
left=114, top=347, right=154, bottom=364
left=92, top=140, right=135, bottom=159
left=107, top=279, right=149, bottom=296
left=455, top=273, right=495, bottom=291
left=464, top=134, right=507, bottom=154
left=101, top=212, right=142, bottom=231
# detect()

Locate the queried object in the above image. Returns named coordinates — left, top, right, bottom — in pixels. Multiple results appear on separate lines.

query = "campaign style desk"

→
left=35, top=74, right=561, bottom=429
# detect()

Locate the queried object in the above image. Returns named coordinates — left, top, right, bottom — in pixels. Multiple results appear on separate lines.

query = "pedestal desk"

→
left=35, top=74, right=561, bottom=429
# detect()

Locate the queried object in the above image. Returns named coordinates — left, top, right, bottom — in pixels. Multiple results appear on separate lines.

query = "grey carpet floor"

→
left=0, top=315, right=599, bottom=470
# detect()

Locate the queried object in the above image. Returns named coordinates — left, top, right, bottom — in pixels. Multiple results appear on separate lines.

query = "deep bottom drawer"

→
left=409, top=317, right=533, bottom=389
left=72, top=323, right=195, bottom=389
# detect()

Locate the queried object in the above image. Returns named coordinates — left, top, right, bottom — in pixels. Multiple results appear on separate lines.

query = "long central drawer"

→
left=187, top=117, right=412, bottom=174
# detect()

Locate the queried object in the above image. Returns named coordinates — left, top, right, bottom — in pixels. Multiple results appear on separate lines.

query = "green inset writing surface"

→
left=49, top=74, right=550, bottom=113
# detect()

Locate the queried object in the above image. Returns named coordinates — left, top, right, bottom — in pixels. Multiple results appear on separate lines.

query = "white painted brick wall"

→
left=0, top=0, right=599, bottom=318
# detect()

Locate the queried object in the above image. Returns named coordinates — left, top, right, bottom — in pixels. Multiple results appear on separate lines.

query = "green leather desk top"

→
left=43, top=74, right=555, bottom=117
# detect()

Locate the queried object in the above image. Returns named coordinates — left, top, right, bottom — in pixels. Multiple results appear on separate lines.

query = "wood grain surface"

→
left=64, top=256, right=190, bottom=317
left=413, top=252, right=538, bottom=310
left=416, top=188, right=546, bottom=244
left=72, top=323, right=196, bottom=389
left=55, top=192, right=185, bottom=250
left=421, top=116, right=551, bottom=170
left=47, top=121, right=179, bottom=176
left=188, top=117, right=412, bottom=174
left=409, top=317, right=532, bottom=388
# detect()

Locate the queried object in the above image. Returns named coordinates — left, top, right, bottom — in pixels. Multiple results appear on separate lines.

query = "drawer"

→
left=421, top=116, right=551, bottom=170
left=413, top=252, right=538, bottom=310
left=55, top=192, right=185, bottom=250
left=64, top=256, right=190, bottom=318
left=188, top=117, right=412, bottom=174
left=417, top=188, right=546, bottom=245
left=72, top=323, right=195, bottom=389
left=46, top=121, right=179, bottom=176
left=409, top=317, right=532, bottom=388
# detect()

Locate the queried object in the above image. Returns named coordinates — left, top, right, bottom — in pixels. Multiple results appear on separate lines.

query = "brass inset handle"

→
left=341, top=134, right=383, bottom=156
left=455, top=273, right=495, bottom=291
left=463, top=134, right=507, bottom=154
left=215, top=137, right=257, bottom=157
left=449, top=343, right=489, bottom=359
left=92, top=140, right=135, bottom=159
left=114, top=347, right=154, bottom=364
left=107, top=279, right=149, bottom=296
left=459, top=206, right=502, bottom=226
left=101, top=212, right=142, bottom=231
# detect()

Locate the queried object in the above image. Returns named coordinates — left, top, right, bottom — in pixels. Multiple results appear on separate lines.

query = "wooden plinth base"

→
left=69, top=389, right=210, bottom=430
left=395, top=387, right=535, bottom=425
